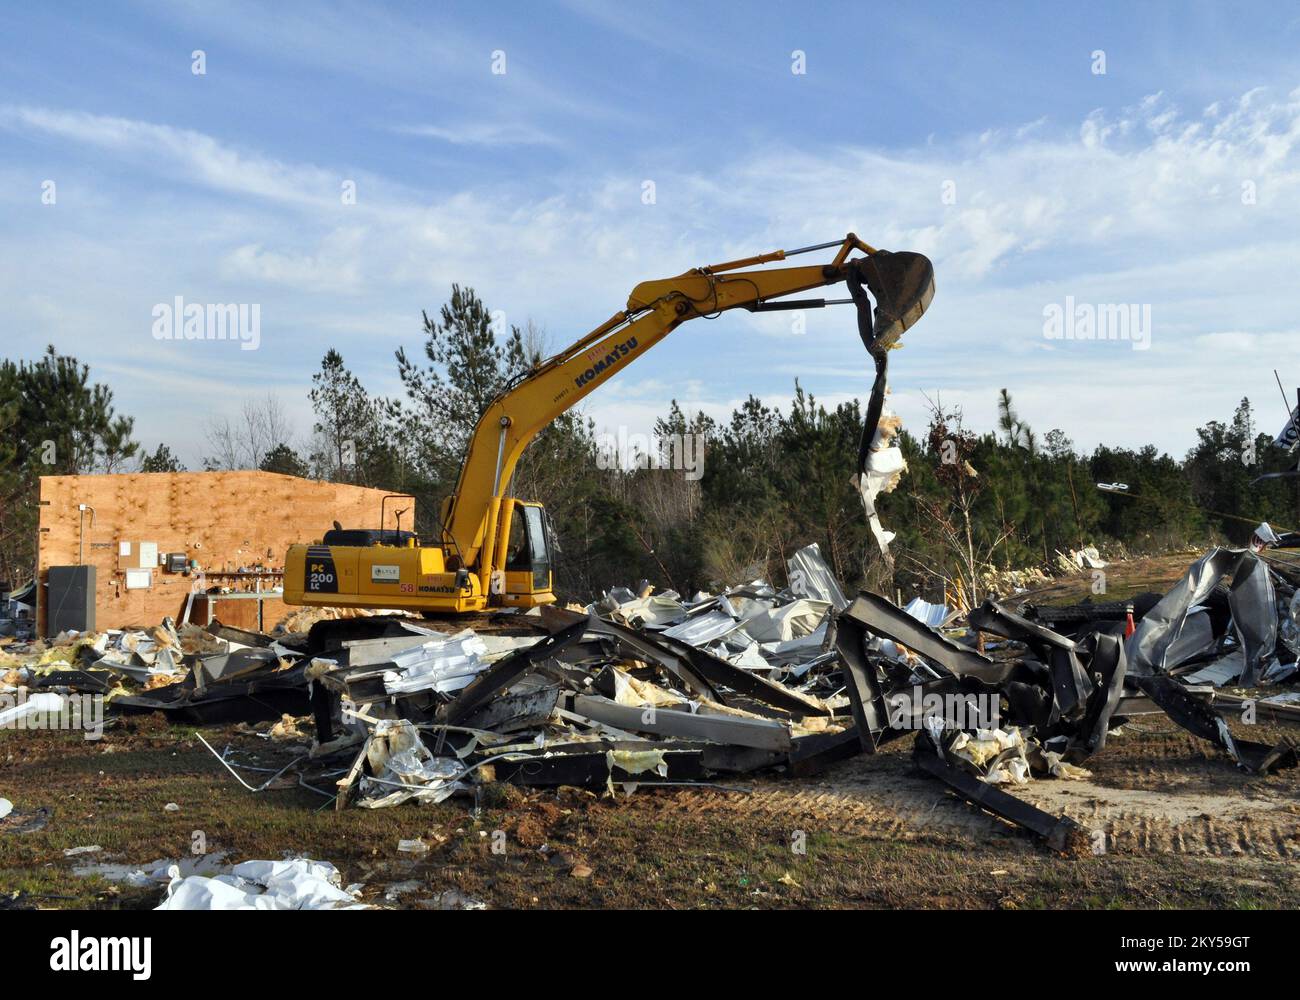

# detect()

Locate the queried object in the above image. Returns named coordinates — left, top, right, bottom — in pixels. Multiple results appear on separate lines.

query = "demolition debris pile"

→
left=3, top=541, right=1299, bottom=853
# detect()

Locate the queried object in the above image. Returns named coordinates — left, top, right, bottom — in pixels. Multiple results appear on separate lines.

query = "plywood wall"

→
left=37, top=472, right=415, bottom=631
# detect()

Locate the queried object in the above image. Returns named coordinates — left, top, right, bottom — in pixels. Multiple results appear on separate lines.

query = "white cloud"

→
left=395, top=122, right=560, bottom=147
left=221, top=231, right=366, bottom=292
left=0, top=105, right=346, bottom=208
left=5, top=85, right=1300, bottom=465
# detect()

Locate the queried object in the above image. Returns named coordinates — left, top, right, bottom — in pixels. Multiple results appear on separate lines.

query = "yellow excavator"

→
left=283, top=233, right=934, bottom=616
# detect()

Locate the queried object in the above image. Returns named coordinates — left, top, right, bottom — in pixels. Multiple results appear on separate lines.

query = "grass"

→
left=3, top=720, right=1298, bottom=909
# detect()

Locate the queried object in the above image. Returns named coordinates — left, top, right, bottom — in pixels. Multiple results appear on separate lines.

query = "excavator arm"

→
left=283, top=232, right=932, bottom=616
left=442, top=233, right=935, bottom=580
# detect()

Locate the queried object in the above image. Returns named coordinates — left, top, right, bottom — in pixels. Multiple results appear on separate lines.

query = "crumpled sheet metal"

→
left=739, top=599, right=829, bottom=643
left=1161, top=610, right=1218, bottom=673
left=610, top=593, right=687, bottom=628
left=971, top=582, right=1293, bottom=776
left=970, top=598, right=1094, bottom=722
left=442, top=622, right=586, bottom=726
left=1125, top=548, right=1277, bottom=685
left=1227, top=551, right=1278, bottom=686
left=661, top=610, right=743, bottom=646
left=382, top=629, right=489, bottom=695
left=786, top=542, right=848, bottom=610
left=904, top=597, right=950, bottom=628
left=1133, top=675, right=1297, bottom=774
left=1280, top=590, right=1300, bottom=661
left=845, top=592, right=1014, bottom=685
left=1066, top=631, right=1127, bottom=761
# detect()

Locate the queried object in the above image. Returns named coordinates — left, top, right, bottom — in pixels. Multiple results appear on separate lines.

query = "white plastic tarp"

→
left=156, top=858, right=366, bottom=910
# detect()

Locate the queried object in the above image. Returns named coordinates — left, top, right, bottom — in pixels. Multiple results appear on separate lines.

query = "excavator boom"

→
left=283, top=233, right=933, bottom=615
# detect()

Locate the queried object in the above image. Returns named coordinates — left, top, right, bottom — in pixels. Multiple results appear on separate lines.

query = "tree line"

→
left=2, top=286, right=1297, bottom=603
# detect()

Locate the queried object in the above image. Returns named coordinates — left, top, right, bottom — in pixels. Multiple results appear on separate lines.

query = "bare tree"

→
left=203, top=394, right=294, bottom=470
left=904, top=395, right=1014, bottom=614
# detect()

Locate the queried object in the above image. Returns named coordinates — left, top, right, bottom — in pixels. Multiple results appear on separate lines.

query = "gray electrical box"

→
left=46, top=565, right=96, bottom=637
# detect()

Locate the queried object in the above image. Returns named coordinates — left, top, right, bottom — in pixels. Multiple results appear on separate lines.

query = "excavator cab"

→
left=497, top=499, right=554, bottom=606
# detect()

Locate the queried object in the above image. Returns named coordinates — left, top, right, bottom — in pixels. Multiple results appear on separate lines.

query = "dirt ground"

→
left=1, top=552, right=1298, bottom=910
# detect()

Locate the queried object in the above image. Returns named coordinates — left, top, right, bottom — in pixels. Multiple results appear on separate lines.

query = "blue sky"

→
left=3, top=1, right=1300, bottom=466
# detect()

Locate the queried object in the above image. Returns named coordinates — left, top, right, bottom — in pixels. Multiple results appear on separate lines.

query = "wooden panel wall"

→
left=37, top=472, right=415, bottom=631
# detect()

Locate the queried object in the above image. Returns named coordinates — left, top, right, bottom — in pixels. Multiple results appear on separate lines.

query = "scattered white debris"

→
left=156, top=857, right=368, bottom=910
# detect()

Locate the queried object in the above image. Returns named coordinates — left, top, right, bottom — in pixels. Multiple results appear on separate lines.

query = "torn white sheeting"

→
left=359, top=751, right=465, bottom=808
left=156, top=858, right=367, bottom=910
left=359, top=719, right=467, bottom=808
left=949, top=727, right=1031, bottom=785
left=786, top=543, right=848, bottom=610
left=741, top=599, right=829, bottom=643
left=383, top=629, right=488, bottom=695
left=605, top=748, right=668, bottom=796
left=661, top=610, right=743, bottom=646
left=853, top=411, right=907, bottom=557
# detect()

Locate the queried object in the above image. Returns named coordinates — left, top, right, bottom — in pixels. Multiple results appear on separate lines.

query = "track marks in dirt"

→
left=647, top=745, right=1300, bottom=858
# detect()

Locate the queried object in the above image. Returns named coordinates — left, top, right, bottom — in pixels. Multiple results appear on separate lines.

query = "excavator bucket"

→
left=861, top=250, right=935, bottom=349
